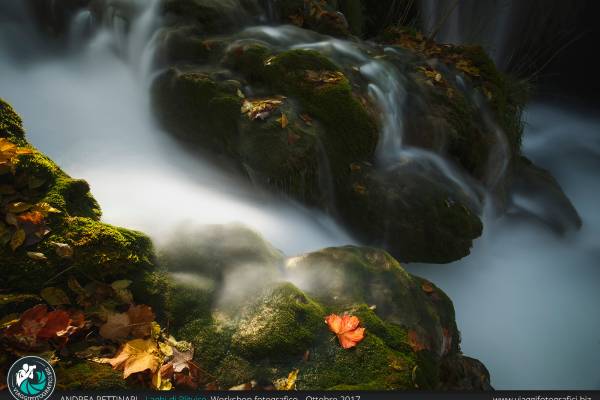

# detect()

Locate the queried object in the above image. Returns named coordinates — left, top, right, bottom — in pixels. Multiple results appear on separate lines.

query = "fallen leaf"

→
left=97, top=338, right=161, bottom=379
left=127, top=305, right=155, bottom=338
left=325, top=314, right=365, bottom=349
left=18, top=211, right=44, bottom=225
left=99, top=312, right=131, bottom=341
left=40, top=287, right=70, bottom=306
left=304, top=70, right=345, bottom=86
left=275, top=369, right=299, bottom=390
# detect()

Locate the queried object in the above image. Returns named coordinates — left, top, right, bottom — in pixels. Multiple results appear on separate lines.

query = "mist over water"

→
left=408, top=106, right=600, bottom=389
left=0, top=2, right=599, bottom=390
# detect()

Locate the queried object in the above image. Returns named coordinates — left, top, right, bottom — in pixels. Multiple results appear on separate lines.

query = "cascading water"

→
left=0, top=0, right=598, bottom=390
left=0, top=1, right=352, bottom=255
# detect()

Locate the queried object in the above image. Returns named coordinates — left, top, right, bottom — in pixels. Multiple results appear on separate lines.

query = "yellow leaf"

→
left=275, top=369, right=299, bottom=390
left=96, top=338, right=161, bottom=379
left=277, top=112, right=289, bottom=129
left=10, top=228, right=25, bottom=251
left=31, top=202, right=61, bottom=214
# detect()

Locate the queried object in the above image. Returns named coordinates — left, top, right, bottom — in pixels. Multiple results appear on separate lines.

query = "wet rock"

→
left=177, top=243, right=490, bottom=390
left=151, top=68, right=242, bottom=156
left=337, top=160, right=482, bottom=263
left=510, top=156, right=582, bottom=234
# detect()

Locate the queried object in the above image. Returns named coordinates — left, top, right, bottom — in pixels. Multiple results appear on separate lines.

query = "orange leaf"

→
left=325, top=314, right=365, bottom=349
left=17, top=211, right=45, bottom=225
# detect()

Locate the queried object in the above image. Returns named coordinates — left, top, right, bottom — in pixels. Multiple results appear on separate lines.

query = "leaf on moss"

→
left=274, top=369, right=299, bottom=390
left=325, top=314, right=365, bottom=349
left=241, top=98, right=284, bottom=121
left=304, top=70, right=345, bottom=86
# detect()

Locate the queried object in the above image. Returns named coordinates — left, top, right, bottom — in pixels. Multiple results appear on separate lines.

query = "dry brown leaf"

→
left=99, top=312, right=131, bottom=341
left=127, top=305, right=155, bottom=338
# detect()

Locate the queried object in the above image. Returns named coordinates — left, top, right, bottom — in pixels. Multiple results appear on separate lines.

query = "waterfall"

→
left=0, top=1, right=598, bottom=390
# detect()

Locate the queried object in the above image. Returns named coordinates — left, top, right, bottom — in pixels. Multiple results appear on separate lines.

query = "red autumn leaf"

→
left=325, top=314, right=365, bottom=349
left=2, top=305, right=83, bottom=348
left=37, top=310, right=70, bottom=339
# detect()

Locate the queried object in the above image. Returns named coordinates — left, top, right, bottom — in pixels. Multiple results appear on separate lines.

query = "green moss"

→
left=451, top=46, right=529, bottom=158
left=0, top=98, right=26, bottom=145
left=225, top=42, right=271, bottom=81
left=300, top=330, right=416, bottom=390
left=151, top=68, right=241, bottom=154
left=166, top=280, right=214, bottom=330
left=256, top=50, right=378, bottom=177
left=178, top=319, right=235, bottom=372
left=232, top=282, right=324, bottom=359
left=55, top=361, right=129, bottom=390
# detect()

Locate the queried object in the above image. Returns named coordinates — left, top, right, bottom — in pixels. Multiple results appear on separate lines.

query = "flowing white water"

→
left=0, top=16, right=353, bottom=256
left=1, top=2, right=599, bottom=390
left=408, top=105, right=600, bottom=389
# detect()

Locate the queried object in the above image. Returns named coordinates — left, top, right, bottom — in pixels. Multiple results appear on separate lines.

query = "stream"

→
left=0, top=0, right=599, bottom=389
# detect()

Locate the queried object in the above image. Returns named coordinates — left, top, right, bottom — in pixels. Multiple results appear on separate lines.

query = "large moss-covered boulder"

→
left=173, top=234, right=491, bottom=390
left=0, top=97, right=166, bottom=312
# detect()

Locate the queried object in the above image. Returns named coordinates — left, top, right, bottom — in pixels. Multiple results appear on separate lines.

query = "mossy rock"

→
left=154, top=25, right=229, bottom=66
left=238, top=99, right=326, bottom=205
left=151, top=68, right=242, bottom=156
left=285, top=246, right=460, bottom=355
left=55, top=361, right=129, bottom=390
left=510, top=156, right=582, bottom=234
left=335, top=161, right=482, bottom=263
left=174, top=244, right=489, bottom=390
left=241, top=49, right=378, bottom=179
left=231, top=282, right=324, bottom=359
left=0, top=97, right=166, bottom=311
